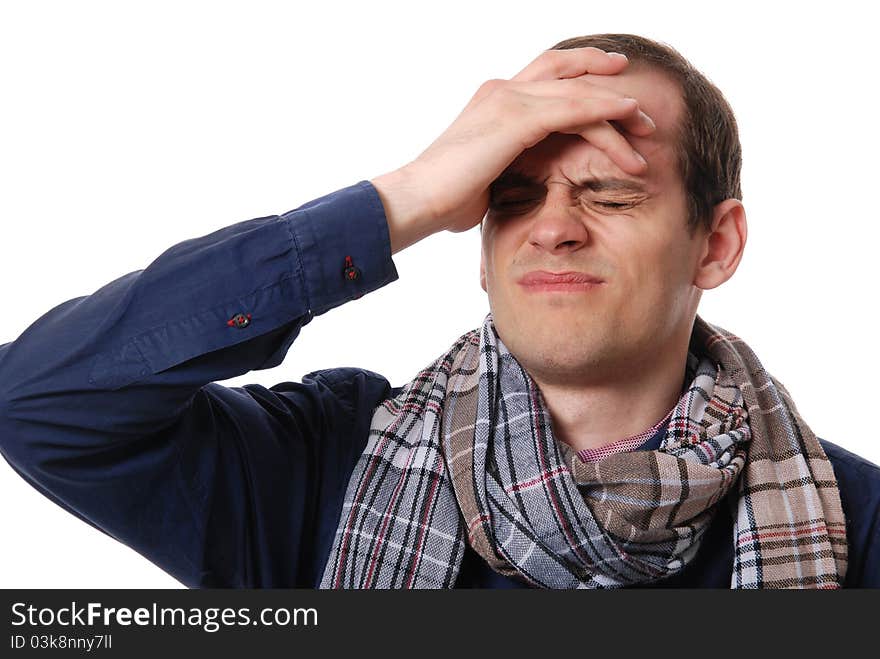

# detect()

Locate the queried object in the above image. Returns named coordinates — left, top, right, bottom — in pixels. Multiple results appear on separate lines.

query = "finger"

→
left=612, top=107, right=656, bottom=137
left=526, top=96, right=649, bottom=174
left=510, top=78, right=656, bottom=136
left=572, top=121, right=649, bottom=175
left=512, top=47, right=628, bottom=82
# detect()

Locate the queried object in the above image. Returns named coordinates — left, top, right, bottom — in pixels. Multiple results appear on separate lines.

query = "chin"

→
left=513, top=337, right=604, bottom=371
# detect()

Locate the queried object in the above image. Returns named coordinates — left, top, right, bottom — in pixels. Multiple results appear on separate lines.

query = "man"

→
left=0, top=34, right=877, bottom=588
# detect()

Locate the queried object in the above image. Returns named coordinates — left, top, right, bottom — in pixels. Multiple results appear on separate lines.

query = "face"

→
left=480, top=66, right=710, bottom=387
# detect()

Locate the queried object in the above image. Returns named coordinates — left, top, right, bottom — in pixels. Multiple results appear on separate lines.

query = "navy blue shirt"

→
left=1, top=180, right=878, bottom=588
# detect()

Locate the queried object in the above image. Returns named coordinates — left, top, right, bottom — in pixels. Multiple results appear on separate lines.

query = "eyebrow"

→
left=490, top=170, right=648, bottom=195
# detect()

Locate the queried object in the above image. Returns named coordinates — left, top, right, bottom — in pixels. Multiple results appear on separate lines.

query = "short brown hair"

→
left=548, top=34, right=743, bottom=238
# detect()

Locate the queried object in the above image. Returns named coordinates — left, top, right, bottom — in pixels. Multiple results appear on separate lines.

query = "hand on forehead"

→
left=503, top=129, right=670, bottom=197
left=576, top=65, right=682, bottom=145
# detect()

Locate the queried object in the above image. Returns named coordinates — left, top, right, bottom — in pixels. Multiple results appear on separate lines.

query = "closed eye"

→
left=489, top=199, right=540, bottom=213
left=594, top=201, right=632, bottom=209
left=489, top=197, right=639, bottom=213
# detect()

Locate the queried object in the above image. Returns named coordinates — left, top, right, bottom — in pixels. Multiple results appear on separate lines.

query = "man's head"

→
left=479, top=34, right=747, bottom=388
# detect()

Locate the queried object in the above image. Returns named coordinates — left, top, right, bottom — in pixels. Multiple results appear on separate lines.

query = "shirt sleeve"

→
left=818, top=439, right=880, bottom=588
left=0, top=179, right=399, bottom=587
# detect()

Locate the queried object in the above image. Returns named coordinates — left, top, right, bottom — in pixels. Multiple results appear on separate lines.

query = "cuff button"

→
left=227, top=312, right=252, bottom=328
left=343, top=255, right=361, bottom=282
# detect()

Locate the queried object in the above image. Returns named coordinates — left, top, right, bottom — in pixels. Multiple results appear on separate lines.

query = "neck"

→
left=531, top=341, right=689, bottom=454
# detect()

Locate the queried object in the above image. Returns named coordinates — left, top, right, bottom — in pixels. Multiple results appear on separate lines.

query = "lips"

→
left=518, top=271, right=605, bottom=285
left=516, top=270, right=605, bottom=294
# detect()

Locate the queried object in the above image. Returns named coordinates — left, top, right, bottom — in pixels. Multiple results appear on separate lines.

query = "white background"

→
left=1, top=0, right=877, bottom=588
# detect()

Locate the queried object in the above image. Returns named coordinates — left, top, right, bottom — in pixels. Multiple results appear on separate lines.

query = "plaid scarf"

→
left=319, top=313, right=848, bottom=588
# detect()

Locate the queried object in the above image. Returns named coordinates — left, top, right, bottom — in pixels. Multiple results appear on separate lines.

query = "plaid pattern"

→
left=319, top=313, right=847, bottom=588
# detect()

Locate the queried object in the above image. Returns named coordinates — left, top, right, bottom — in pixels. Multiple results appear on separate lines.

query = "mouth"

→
left=517, top=270, right=605, bottom=293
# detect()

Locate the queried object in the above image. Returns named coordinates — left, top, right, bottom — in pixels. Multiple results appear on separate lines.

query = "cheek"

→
left=615, top=239, right=681, bottom=305
left=481, top=251, right=509, bottom=301
left=482, top=233, right=518, bottom=282
left=635, top=246, right=696, bottom=318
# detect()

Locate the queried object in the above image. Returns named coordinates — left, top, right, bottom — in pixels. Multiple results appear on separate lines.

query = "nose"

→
left=526, top=184, right=590, bottom=254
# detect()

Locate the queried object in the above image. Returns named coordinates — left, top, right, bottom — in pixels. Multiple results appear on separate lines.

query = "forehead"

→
left=590, top=63, right=684, bottom=145
left=503, top=65, right=684, bottom=190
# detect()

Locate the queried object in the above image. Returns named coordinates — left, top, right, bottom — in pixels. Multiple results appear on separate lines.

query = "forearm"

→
left=0, top=180, right=398, bottom=458
left=370, top=166, right=439, bottom=255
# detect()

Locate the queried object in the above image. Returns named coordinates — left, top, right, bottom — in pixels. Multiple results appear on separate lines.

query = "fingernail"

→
left=633, top=150, right=647, bottom=165
left=608, top=52, right=628, bottom=59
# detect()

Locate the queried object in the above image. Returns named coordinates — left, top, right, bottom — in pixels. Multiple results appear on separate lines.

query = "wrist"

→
left=370, top=165, right=438, bottom=255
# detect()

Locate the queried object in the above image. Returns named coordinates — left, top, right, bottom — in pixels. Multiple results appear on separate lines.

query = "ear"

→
left=480, top=246, right=488, bottom=293
left=693, top=199, right=747, bottom=291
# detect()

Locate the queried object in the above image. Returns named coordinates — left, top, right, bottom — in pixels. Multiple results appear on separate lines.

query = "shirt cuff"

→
left=283, top=179, right=399, bottom=317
